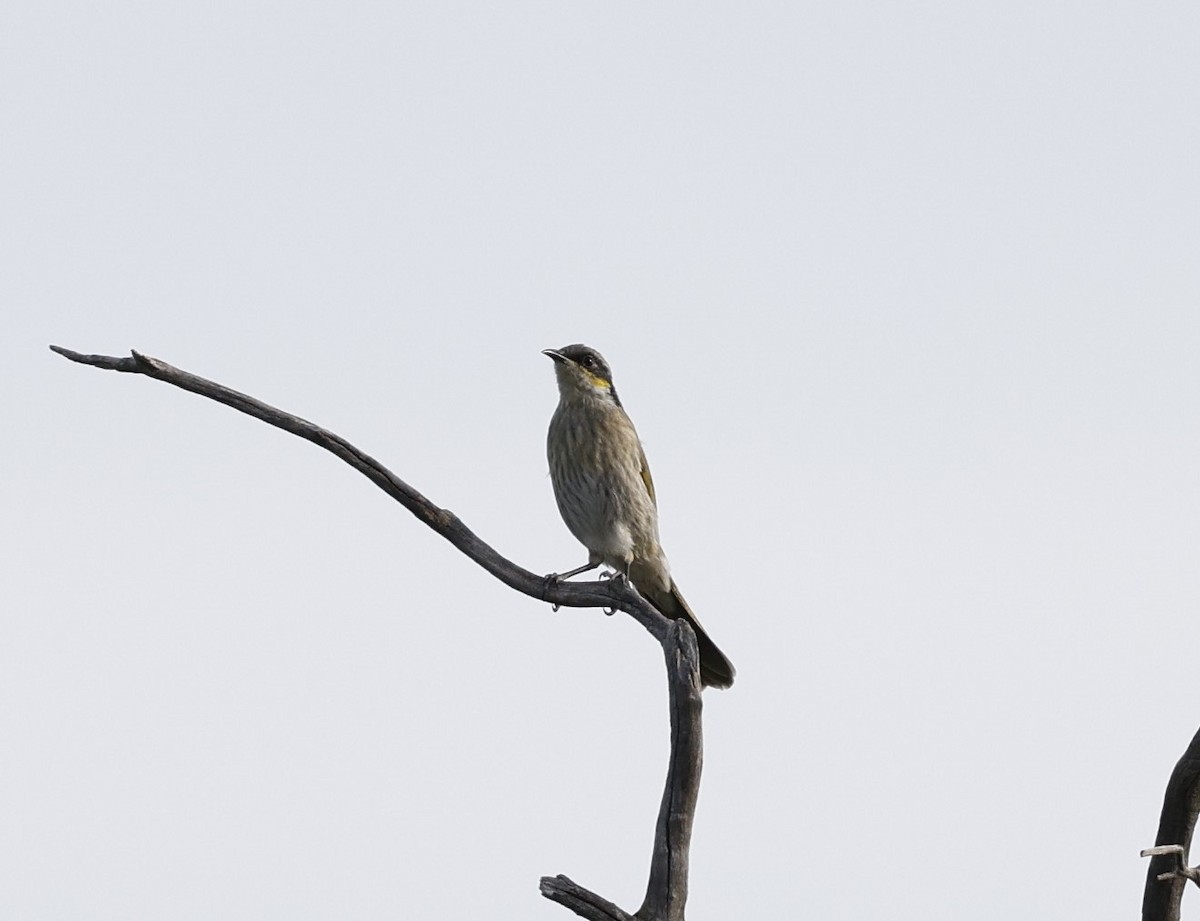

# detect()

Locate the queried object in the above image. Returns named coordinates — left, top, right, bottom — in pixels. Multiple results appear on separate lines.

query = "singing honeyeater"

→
left=543, top=344, right=735, bottom=689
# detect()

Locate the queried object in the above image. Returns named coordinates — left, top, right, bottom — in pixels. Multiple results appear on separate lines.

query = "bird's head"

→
left=542, top=344, right=621, bottom=405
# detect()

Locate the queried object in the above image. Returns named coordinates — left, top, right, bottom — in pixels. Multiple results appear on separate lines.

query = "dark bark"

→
left=52, top=345, right=706, bottom=920
left=541, top=876, right=635, bottom=921
left=1142, top=725, right=1200, bottom=921
left=539, top=620, right=703, bottom=921
left=636, top=619, right=703, bottom=921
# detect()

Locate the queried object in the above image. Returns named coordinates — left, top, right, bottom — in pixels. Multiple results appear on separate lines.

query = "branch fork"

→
left=1142, top=845, right=1200, bottom=886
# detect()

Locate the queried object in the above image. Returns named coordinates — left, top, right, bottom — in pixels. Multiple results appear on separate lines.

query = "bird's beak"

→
left=542, top=349, right=568, bottom=364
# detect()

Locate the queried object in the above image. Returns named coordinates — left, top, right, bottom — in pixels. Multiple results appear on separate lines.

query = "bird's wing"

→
left=637, top=442, right=657, bottom=507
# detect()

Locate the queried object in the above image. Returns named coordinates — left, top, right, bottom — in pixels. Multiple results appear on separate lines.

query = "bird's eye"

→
left=581, top=356, right=595, bottom=368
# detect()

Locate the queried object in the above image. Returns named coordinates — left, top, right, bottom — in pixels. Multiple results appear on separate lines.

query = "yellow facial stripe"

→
left=585, top=371, right=611, bottom=389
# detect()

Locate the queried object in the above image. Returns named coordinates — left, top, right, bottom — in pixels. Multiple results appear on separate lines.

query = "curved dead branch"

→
left=52, top=345, right=706, bottom=921
left=1142, top=724, right=1200, bottom=921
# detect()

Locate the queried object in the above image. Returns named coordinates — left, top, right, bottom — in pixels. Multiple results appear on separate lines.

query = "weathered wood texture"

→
left=637, top=619, right=703, bottom=921
left=1143, top=725, right=1200, bottom=921
left=541, top=875, right=636, bottom=921
left=540, top=619, right=703, bottom=921
left=53, top=345, right=708, bottom=921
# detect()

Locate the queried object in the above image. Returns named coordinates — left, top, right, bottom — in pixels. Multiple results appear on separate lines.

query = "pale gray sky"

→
left=3, top=2, right=1199, bottom=919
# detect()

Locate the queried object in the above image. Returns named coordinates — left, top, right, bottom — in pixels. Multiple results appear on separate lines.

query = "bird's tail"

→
left=641, top=579, right=735, bottom=689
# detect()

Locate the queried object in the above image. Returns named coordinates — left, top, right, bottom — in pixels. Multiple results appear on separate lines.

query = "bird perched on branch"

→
left=542, top=343, right=735, bottom=689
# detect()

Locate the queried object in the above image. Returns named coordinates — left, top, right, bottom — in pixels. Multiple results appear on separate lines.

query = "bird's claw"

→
left=546, top=569, right=628, bottom=616
left=542, top=572, right=563, bottom=612
left=599, top=569, right=628, bottom=614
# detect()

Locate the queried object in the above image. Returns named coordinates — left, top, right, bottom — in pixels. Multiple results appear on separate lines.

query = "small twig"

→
left=1141, top=846, right=1200, bottom=886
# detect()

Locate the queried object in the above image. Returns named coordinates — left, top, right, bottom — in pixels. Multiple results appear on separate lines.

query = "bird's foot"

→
left=598, top=569, right=628, bottom=614
left=541, top=572, right=563, bottom=612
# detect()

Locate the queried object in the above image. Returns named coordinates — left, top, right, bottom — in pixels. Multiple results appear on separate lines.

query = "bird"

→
left=542, top=343, right=735, bottom=689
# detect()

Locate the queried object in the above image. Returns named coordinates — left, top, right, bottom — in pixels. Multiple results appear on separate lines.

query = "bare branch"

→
left=53, top=345, right=708, bottom=920
left=49, top=345, right=666, bottom=638
left=1142, top=725, right=1200, bottom=921
left=637, top=620, right=703, bottom=921
left=540, top=623, right=703, bottom=921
